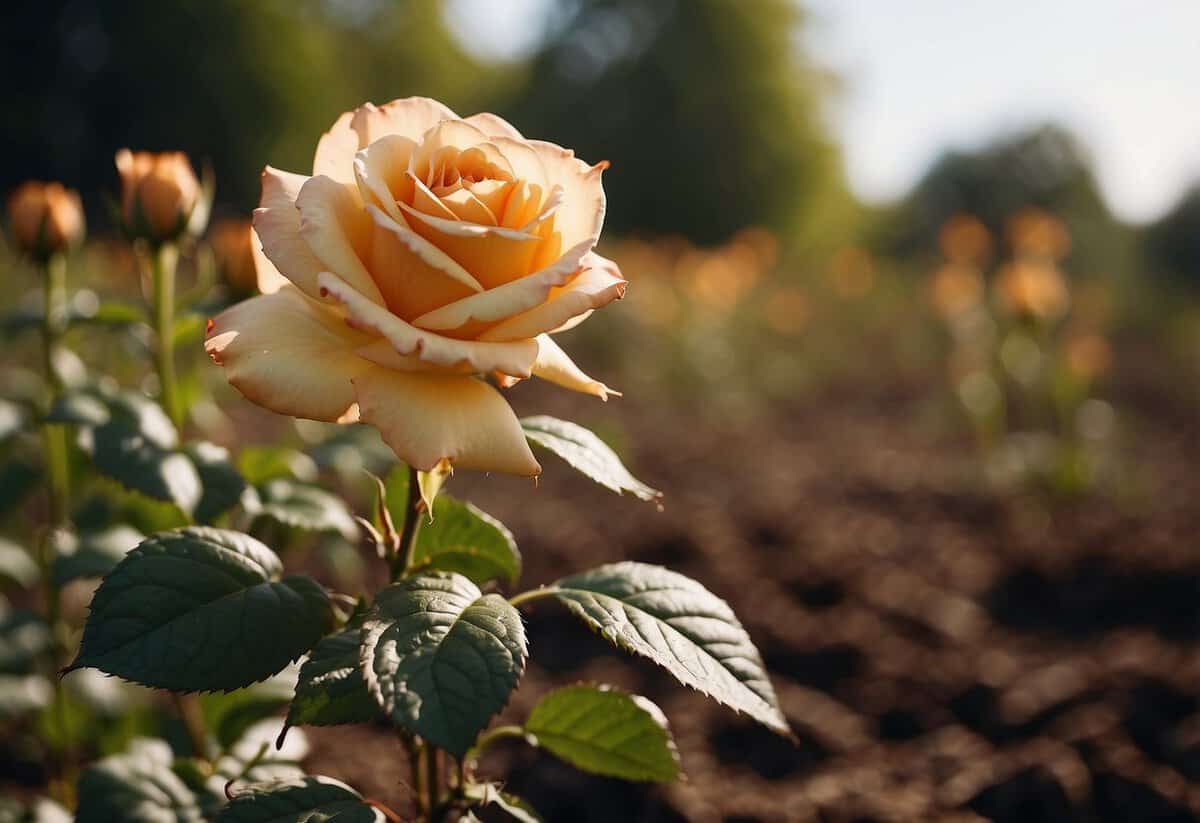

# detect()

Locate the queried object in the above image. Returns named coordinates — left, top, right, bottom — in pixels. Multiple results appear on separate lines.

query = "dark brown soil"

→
left=305, top=363, right=1200, bottom=823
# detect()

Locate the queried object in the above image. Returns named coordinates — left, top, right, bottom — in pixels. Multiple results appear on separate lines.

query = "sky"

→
left=447, top=0, right=1200, bottom=224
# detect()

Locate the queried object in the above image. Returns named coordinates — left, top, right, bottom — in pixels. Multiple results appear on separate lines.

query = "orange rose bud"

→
left=209, top=218, right=257, bottom=293
left=115, top=149, right=200, bottom=242
left=7, top=181, right=85, bottom=260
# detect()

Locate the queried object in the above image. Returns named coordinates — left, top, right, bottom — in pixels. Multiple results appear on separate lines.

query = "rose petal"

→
left=531, top=334, right=620, bottom=400
left=351, top=97, right=458, bottom=146
left=397, top=201, right=542, bottom=289
left=490, top=136, right=550, bottom=196
left=550, top=310, right=593, bottom=335
left=313, top=110, right=359, bottom=185
left=367, top=205, right=484, bottom=296
left=528, top=139, right=607, bottom=252
left=438, top=187, right=497, bottom=226
left=464, top=178, right=514, bottom=217
left=295, top=175, right=386, bottom=306
left=478, top=253, right=627, bottom=341
left=205, top=285, right=374, bottom=422
left=409, top=120, right=514, bottom=183
left=410, top=237, right=597, bottom=334
left=318, top=271, right=538, bottom=377
left=499, top=180, right=545, bottom=231
left=407, top=171, right=461, bottom=221
left=353, top=135, right=417, bottom=223
left=250, top=226, right=289, bottom=294
left=354, top=339, right=474, bottom=374
left=253, top=166, right=327, bottom=301
left=462, top=112, right=524, bottom=140
left=367, top=210, right=479, bottom=320
left=353, top=368, right=540, bottom=475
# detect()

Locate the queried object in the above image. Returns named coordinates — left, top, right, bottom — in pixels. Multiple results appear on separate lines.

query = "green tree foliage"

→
left=1144, top=185, right=1200, bottom=285
left=3, top=1, right=843, bottom=243
left=878, top=125, right=1131, bottom=274
left=506, top=0, right=844, bottom=243
left=0, top=0, right=508, bottom=213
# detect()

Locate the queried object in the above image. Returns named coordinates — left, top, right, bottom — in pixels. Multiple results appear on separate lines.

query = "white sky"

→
left=448, top=0, right=1200, bottom=224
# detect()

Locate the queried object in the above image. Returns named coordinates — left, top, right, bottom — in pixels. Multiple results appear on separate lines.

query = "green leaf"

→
left=83, top=301, right=146, bottom=327
left=0, top=796, right=72, bottom=823
left=237, top=446, right=317, bottom=485
left=66, top=527, right=335, bottom=692
left=413, top=496, right=521, bottom=587
left=254, top=480, right=359, bottom=540
left=524, top=684, right=680, bottom=782
left=462, top=784, right=542, bottom=823
left=66, top=389, right=203, bottom=515
left=0, top=537, right=39, bottom=587
left=172, top=312, right=208, bottom=348
left=360, top=573, right=527, bottom=756
left=382, top=464, right=411, bottom=535
left=548, top=562, right=790, bottom=736
left=520, top=416, right=661, bottom=504
left=50, top=525, right=144, bottom=586
left=218, top=776, right=384, bottom=823
left=0, top=606, right=51, bottom=674
left=51, top=389, right=247, bottom=520
left=0, top=456, right=40, bottom=519
left=286, top=626, right=381, bottom=732
left=186, top=442, right=251, bottom=524
left=202, top=670, right=298, bottom=749
left=0, top=397, right=27, bottom=443
left=46, top=387, right=112, bottom=426
left=0, top=674, right=53, bottom=718
left=75, top=738, right=215, bottom=823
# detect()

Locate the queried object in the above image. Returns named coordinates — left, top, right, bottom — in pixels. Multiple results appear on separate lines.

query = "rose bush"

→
left=206, top=97, right=627, bottom=476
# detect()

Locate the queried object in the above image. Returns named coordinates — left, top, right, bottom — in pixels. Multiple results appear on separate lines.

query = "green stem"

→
left=40, top=254, right=74, bottom=803
left=41, top=254, right=69, bottom=527
left=392, top=463, right=422, bottom=579
left=507, top=587, right=559, bottom=609
left=463, top=724, right=527, bottom=764
left=399, top=732, right=426, bottom=818
left=173, top=692, right=209, bottom=761
left=151, top=243, right=182, bottom=429
left=425, top=745, right=441, bottom=819
left=410, top=737, right=428, bottom=817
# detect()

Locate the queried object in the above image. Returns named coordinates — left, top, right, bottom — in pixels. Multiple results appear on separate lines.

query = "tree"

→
left=506, top=0, right=844, bottom=243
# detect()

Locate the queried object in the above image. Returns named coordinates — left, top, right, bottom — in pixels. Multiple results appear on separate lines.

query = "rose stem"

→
left=425, top=745, right=441, bottom=820
left=151, top=242, right=182, bottom=428
left=40, top=251, right=75, bottom=803
left=393, top=462, right=422, bottom=579
left=149, top=241, right=209, bottom=755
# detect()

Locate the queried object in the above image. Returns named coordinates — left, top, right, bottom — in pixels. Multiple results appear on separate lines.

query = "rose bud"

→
left=209, top=218, right=258, bottom=294
left=115, top=149, right=202, bottom=242
left=7, top=181, right=85, bottom=260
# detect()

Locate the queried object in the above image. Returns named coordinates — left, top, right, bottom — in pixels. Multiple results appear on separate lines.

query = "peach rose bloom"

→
left=7, top=181, right=85, bottom=258
left=115, top=150, right=199, bottom=240
left=205, top=97, right=626, bottom=476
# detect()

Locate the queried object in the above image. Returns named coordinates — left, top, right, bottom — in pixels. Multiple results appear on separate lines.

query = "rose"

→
left=209, top=218, right=258, bottom=294
left=996, top=259, right=1069, bottom=321
left=115, top=150, right=202, bottom=242
left=205, top=97, right=627, bottom=476
left=6, top=181, right=85, bottom=260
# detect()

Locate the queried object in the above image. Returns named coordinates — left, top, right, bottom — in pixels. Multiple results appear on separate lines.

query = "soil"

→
left=304, top=358, right=1200, bottom=823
